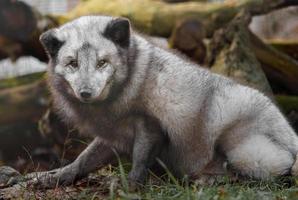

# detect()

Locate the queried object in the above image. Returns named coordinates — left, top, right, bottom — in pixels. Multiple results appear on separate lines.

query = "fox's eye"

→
left=66, top=60, right=78, bottom=69
left=96, top=59, right=107, bottom=69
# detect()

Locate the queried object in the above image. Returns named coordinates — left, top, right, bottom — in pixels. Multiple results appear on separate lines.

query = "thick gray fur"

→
left=24, top=16, right=298, bottom=188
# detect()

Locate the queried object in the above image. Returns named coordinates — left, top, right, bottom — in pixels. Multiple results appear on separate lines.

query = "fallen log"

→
left=0, top=72, right=44, bottom=90
left=267, top=39, right=298, bottom=60
left=250, top=33, right=298, bottom=95
left=1, top=0, right=298, bottom=62
left=208, top=11, right=273, bottom=96
left=62, top=0, right=298, bottom=37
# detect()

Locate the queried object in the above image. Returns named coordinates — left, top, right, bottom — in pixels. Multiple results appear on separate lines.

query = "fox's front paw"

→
left=127, top=179, right=142, bottom=192
left=127, top=170, right=146, bottom=191
left=28, top=170, right=77, bottom=189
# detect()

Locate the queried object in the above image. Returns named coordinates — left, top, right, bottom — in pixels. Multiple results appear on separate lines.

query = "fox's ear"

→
left=39, top=29, right=64, bottom=59
left=103, top=18, right=130, bottom=48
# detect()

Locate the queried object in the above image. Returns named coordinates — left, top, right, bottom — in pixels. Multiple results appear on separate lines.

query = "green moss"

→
left=276, top=95, right=298, bottom=113
left=0, top=72, right=45, bottom=90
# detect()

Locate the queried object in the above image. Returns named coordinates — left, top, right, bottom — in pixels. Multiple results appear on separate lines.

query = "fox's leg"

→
left=172, top=129, right=215, bottom=179
left=162, top=138, right=214, bottom=180
left=226, top=134, right=294, bottom=179
left=222, top=107, right=298, bottom=179
left=193, top=152, right=240, bottom=185
left=195, top=153, right=227, bottom=184
left=127, top=118, right=165, bottom=185
left=20, top=137, right=116, bottom=188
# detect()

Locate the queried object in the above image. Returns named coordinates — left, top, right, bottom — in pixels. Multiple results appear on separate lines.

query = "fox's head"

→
left=40, top=16, right=132, bottom=103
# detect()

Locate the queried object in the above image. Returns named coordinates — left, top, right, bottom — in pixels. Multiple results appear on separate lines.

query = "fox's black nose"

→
left=80, top=91, right=92, bottom=99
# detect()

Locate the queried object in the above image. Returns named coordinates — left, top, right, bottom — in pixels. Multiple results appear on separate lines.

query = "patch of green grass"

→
left=84, top=161, right=298, bottom=200
left=112, top=174, right=298, bottom=200
left=4, top=163, right=298, bottom=200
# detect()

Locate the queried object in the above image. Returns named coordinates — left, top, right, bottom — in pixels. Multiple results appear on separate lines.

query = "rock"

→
left=0, top=166, right=21, bottom=186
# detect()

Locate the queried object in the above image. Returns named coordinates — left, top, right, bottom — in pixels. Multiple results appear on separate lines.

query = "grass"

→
left=4, top=161, right=298, bottom=200
left=2, top=152, right=298, bottom=200
left=108, top=163, right=298, bottom=200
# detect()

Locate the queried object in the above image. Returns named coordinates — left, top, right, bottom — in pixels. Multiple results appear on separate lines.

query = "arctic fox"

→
left=27, top=15, right=298, bottom=187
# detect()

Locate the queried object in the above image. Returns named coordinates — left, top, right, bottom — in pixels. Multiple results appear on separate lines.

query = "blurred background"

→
left=0, top=0, right=298, bottom=175
left=0, top=0, right=79, bottom=78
